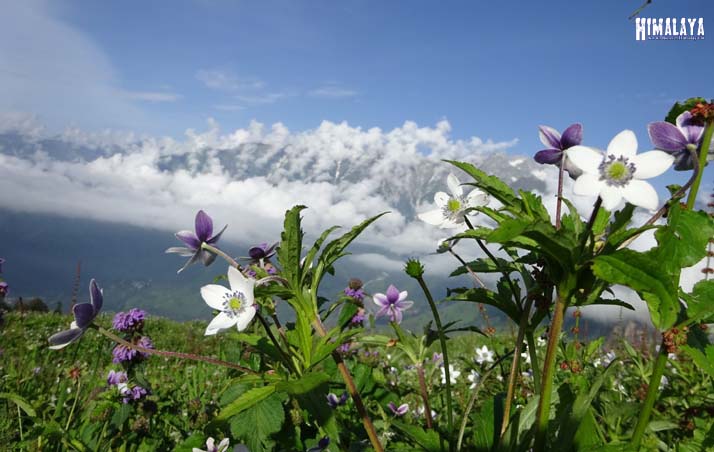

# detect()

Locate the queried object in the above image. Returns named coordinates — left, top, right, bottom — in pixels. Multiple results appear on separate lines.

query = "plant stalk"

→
left=500, top=301, right=532, bottom=436
left=416, top=275, right=455, bottom=452
left=201, top=243, right=242, bottom=270
left=526, top=331, right=542, bottom=395
left=417, top=365, right=434, bottom=429
left=630, top=338, right=669, bottom=449
left=255, top=311, right=299, bottom=375
left=96, top=326, right=259, bottom=374
left=687, top=119, right=714, bottom=210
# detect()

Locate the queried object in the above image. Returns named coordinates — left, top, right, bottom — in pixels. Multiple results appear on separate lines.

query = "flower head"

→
left=48, top=279, right=103, bottom=349
left=326, top=392, right=349, bottom=409
left=112, top=308, right=146, bottom=333
left=474, top=345, right=494, bottom=365
left=566, top=130, right=674, bottom=211
left=388, top=402, right=409, bottom=417
left=107, top=370, right=128, bottom=386
left=248, top=242, right=278, bottom=261
left=648, top=111, right=710, bottom=171
left=467, top=369, right=481, bottom=389
left=534, top=124, right=584, bottom=178
left=418, top=173, right=490, bottom=228
left=201, top=266, right=256, bottom=335
left=112, top=336, right=153, bottom=363
left=344, top=278, right=365, bottom=301
left=440, top=364, right=461, bottom=385
left=373, top=285, right=414, bottom=324
left=121, top=385, right=148, bottom=404
left=166, top=210, right=227, bottom=274
left=193, top=437, right=231, bottom=452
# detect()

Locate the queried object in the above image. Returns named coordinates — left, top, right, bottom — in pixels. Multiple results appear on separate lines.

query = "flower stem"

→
left=526, top=330, right=542, bottom=395
left=457, top=362, right=499, bottom=451
left=416, top=365, right=434, bottom=429
left=464, top=217, right=519, bottom=300
left=533, top=292, right=567, bottom=451
left=500, top=300, right=533, bottom=436
left=448, top=248, right=486, bottom=288
left=686, top=119, right=714, bottom=210
left=555, top=152, right=566, bottom=230
left=201, top=243, right=242, bottom=269
left=312, top=318, right=384, bottom=452
left=630, top=338, right=669, bottom=449
left=65, top=378, right=81, bottom=431
left=415, top=275, right=455, bottom=452
left=255, top=311, right=299, bottom=375
left=95, top=326, right=259, bottom=374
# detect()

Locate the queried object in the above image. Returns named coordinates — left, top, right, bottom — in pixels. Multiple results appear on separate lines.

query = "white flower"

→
left=474, top=345, right=494, bottom=365
left=415, top=405, right=438, bottom=420
left=418, top=173, right=490, bottom=228
left=200, top=266, right=256, bottom=335
left=440, top=364, right=461, bottom=385
left=536, top=336, right=546, bottom=347
left=521, top=351, right=531, bottom=365
left=193, top=437, right=230, bottom=452
left=467, top=369, right=480, bottom=389
left=566, top=130, right=674, bottom=211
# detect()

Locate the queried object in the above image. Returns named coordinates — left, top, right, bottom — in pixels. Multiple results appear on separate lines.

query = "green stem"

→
left=631, top=338, right=669, bottom=449
left=500, top=300, right=533, bottom=436
left=416, top=275, right=455, bottom=452
left=201, top=242, right=242, bottom=269
left=255, top=311, right=300, bottom=375
left=17, top=404, right=23, bottom=442
left=687, top=119, right=714, bottom=210
left=457, top=362, right=500, bottom=451
left=533, top=292, right=567, bottom=451
left=526, top=330, right=542, bottom=395
left=448, top=248, right=486, bottom=288
left=96, top=326, right=259, bottom=374
left=65, top=378, right=81, bottom=431
left=416, top=365, right=434, bottom=429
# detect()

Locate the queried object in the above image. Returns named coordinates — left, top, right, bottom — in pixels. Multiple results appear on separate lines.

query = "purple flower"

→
left=0, top=281, right=7, bottom=297
left=112, top=308, right=146, bottom=333
left=344, top=278, right=365, bottom=301
left=112, top=336, right=153, bottom=363
left=388, top=402, right=409, bottom=417
left=326, top=392, right=349, bottom=409
left=648, top=111, right=708, bottom=171
left=337, top=342, right=353, bottom=354
left=49, top=279, right=103, bottom=350
left=121, top=385, right=148, bottom=404
left=350, top=311, right=366, bottom=326
left=373, top=285, right=414, bottom=324
left=166, top=210, right=227, bottom=274
left=534, top=124, right=584, bottom=178
left=248, top=242, right=277, bottom=261
left=107, top=370, right=128, bottom=386
left=307, top=437, right=330, bottom=452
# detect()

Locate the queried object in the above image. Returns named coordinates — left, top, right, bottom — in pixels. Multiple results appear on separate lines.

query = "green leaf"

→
left=0, top=392, right=36, bottom=417
left=652, top=203, right=714, bottom=276
left=337, top=302, right=359, bottom=329
left=685, top=280, right=714, bottom=323
left=446, top=287, right=520, bottom=323
left=277, top=205, right=307, bottom=286
left=390, top=420, right=442, bottom=451
left=450, top=257, right=517, bottom=277
left=472, top=396, right=496, bottom=451
left=276, top=372, right=330, bottom=395
left=519, top=189, right=551, bottom=222
left=446, top=160, right=521, bottom=210
left=681, top=345, right=714, bottom=379
left=230, top=393, right=285, bottom=452
left=217, top=384, right=277, bottom=421
left=665, top=97, right=707, bottom=124
left=592, top=250, right=677, bottom=330
left=487, top=217, right=531, bottom=243
left=300, top=225, right=341, bottom=286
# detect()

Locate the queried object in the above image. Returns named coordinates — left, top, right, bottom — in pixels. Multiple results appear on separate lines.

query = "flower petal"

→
left=648, top=121, right=687, bottom=151
left=89, top=279, right=103, bottom=313
left=195, top=210, right=214, bottom=242
left=176, top=230, right=200, bottom=249
left=607, top=130, right=638, bottom=158
left=392, top=307, right=403, bottom=324
left=676, top=111, right=704, bottom=143
left=466, top=188, right=489, bottom=208
left=48, top=328, right=84, bottom=350
left=73, top=303, right=95, bottom=329
left=386, top=285, right=400, bottom=302
left=165, top=246, right=195, bottom=257
left=599, top=185, right=624, bottom=211
left=177, top=250, right=200, bottom=274
left=200, top=249, right=218, bottom=266
left=561, top=123, right=583, bottom=148
left=201, top=284, right=233, bottom=310
left=398, top=290, right=409, bottom=302
left=538, top=125, right=562, bottom=149
left=434, top=191, right=449, bottom=208
left=418, top=209, right=445, bottom=226
left=207, top=224, right=228, bottom=245
left=622, top=180, right=659, bottom=210
left=567, top=146, right=603, bottom=175
left=572, top=173, right=604, bottom=197
left=534, top=149, right=562, bottom=165
left=373, top=293, right=388, bottom=307
left=228, top=266, right=255, bottom=298
left=446, top=173, right=463, bottom=198
left=234, top=305, right=257, bottom=331
left=396, top=299, right=414, bottom=311
left=631, top=150, right=674, bottom=179
left=205, top=312, right=236, bottom=335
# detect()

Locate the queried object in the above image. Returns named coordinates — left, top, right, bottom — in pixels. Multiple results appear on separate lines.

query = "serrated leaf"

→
left=390, top=420, right=442, bottom=451
left=230, top=393, right=285, bottom=452
left=519, top=190, right=551, bottom=222
left=592, top=250, right=677, bottom=330
left=276, top=372, right=330, bottom=395
left=681, top=345, right=714, bottom=379
left=653, top=204, right=714, bottom=276
left=447, top=287, right=520, bottom=323
left=277, top=205, right=307, bottom=286
left=450, top=257, right=517, bottom=277
left=301, top=225, right=341, bottom=286
left=446, top=160, right=520, bottom=211
left=218, top=384, right=277, bottom=420
left=685, top=280, right=714, bottom=323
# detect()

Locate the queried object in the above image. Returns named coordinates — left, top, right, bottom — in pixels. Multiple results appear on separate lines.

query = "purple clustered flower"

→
left=533, top=123, right=584, bottom=179
left=166, top=210, right=227, bottom=274
left=648, top=111, right=708, bottom=171
left=326, top=392, right=349, bottom=409
left=121, top=385, right=148, bottom=404
left=112, top=336, right=153, bottom=364
left=388, top=402, right=409, bottom=417
left=112, top=308, right=146, bottom=333
left=107, top=370, right=128, bottom=386
left=337, top=342, right=353, bottom=354
left=350, top=311, right=366, bottom=326
left=373, top=285, right=414, bottom=324
left=344, top=278, right=365, bottom=301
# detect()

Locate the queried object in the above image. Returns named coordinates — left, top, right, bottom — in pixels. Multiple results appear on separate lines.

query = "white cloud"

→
left=309, top=85, right=358, bottom=99
left=123, top=91, right=183, bottom=102
left=196, top=69, right=265, bottom=91
left=234, top=93, right=290, bottom=105
left=213, top=104, right=245, bottom=111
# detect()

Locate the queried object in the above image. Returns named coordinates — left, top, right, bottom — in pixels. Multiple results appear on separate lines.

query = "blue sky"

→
left=1, top=0, right=712, bottom=189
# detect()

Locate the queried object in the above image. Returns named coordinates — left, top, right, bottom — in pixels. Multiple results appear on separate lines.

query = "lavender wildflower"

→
left=344, top=278, right=365, bottom=301
left=534, top=123, right=584, bottom=178
left=112, top=336, right=153, bottom=363
left=112, top=308, right=146, bottom=333
left=107, top=370, right=128, bottom=386
left=350, top=311, right=366, bottom=326
left=121, top=385, right=148, bottom=404
left=648, top=111, right=710, bottom=171
left=166, top=210, right=227, bottom=273
left=326, top=392, right=349, bottom=409
left=388, top=402, right=409, bottom=417
left=49, top=279, right=103, bottom=349
left=373, top=285, right=413, bottom=324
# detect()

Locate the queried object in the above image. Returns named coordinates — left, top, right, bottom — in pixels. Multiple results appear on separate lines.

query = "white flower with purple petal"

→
left=534, top=123, right=584, bottom=178
left=48, top=280, right=103, bottom=350
left=373, top=285, right=414, bottom=324
left=201, top=266, right=257, bottom=335
left=648, top=111, right=711, bottom=171
left=418, top=173, right=490, bottom=229
left=166, top=210, right=227, bottom=274
left=566, top=130, right=674, bottom=211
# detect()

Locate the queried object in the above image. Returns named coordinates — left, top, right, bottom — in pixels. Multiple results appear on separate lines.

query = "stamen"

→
left=222, top=291, right=246, bottom=318
left=599, top=155, right=636, bottom=187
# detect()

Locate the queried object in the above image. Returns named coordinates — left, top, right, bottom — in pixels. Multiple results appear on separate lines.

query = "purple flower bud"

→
left=388, top=402, right=409, bottom=417
left=112, top=336, right=153, bottom=363
left=307, top=437, right=330, bottom=452
left=112, top=308, right=146, bottom=333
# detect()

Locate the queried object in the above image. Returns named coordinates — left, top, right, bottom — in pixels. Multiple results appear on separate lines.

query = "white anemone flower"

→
left=467, top=370, right=480, bottom=389
left=440, top=364, right=460, bottom=385
left=566, top=130, right=674, bottom=211
left=474, top=345, right=494, bottom=365
left=418, top=173, right=490, bottom=228
left=200, top=266, right=256, bottom=335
